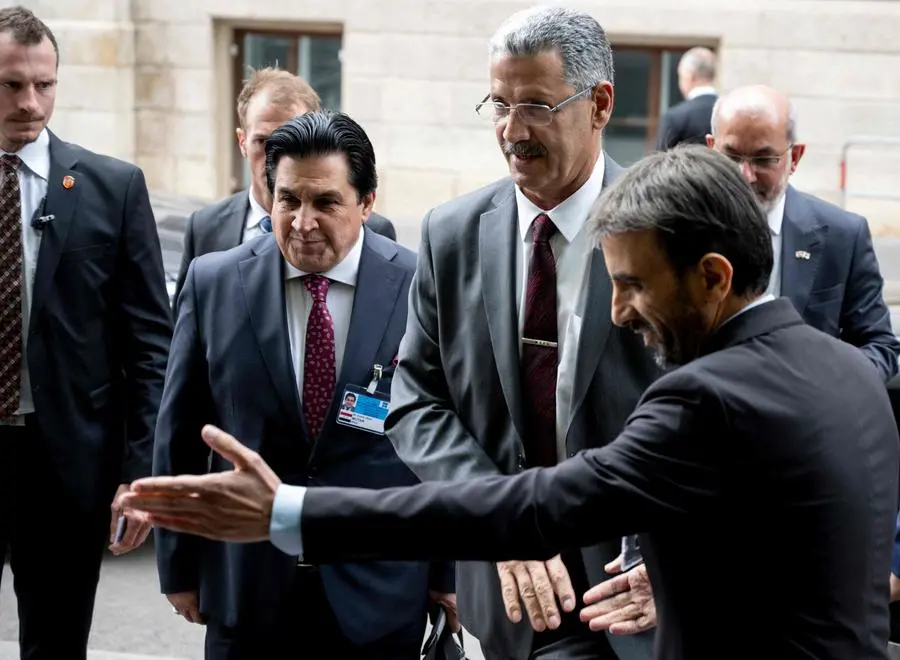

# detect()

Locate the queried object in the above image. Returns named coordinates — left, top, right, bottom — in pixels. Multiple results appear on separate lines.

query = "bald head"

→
left=706, top=85, right=804, bottom=213
left=711, top=85, right=796, bottom=143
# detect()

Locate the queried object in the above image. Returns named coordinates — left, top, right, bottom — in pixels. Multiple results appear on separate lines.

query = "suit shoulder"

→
left=428, top=178, right=512, bottom=223
left=65, top=141, right=142, bottom=182
left=364, top=229, right=417, bottom=273
left=190, top=235, right=264, bottom=280
left=191, top=191, right=247, bottom=223
left=793, top=189, right=866, bottom=227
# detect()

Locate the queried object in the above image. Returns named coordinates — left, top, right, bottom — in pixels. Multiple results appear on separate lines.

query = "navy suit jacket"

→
left=780, top=186, right=899, bottom=382
left=154, top=227, right=441, bottom=642
left=28, top=132, right=171, bottom=512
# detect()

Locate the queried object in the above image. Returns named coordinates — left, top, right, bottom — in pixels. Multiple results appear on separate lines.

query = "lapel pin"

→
left=62, top=175, right=75, bottom=189
left=794, top=250, right=810, bottom=260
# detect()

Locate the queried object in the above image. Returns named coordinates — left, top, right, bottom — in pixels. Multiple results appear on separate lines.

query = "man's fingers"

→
left=201, top=424, right=255, bottom=471
left=582, top=572, right=629, bottom=605
left=583, top=600, right=641, bottom=631
left=496, top=563, right=522, bottom=624
left=129, top=474, right=213, bottom=495
left=545, top=555, right=575, bottom=612
left=604, top=553, right=624, bottom=575
left=607, top=612, right=655, bottom=635
left=514, top=562, right=548, bottom=632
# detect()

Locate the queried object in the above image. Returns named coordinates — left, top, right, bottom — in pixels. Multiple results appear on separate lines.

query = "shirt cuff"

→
left=269, top=484, right=307, bottom=558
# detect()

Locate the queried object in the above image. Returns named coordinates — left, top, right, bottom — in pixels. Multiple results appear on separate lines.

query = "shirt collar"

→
left=246, top=187, right=269, bottom=228
left=284, top=226, right=365, bottom=287
left=2, top=128, right=50, bottom=180
left=720, top=294, right=775, bottom=329
left=515, top=153, right=606, bottom=244
left=767, top=192, right=786, bottom=237
left=687, top=86, right=717, bottom=100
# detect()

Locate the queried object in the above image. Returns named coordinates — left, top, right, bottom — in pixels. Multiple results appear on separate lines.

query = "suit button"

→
left=567, top=451, right=575, bottom=459
left=517, top=455, right=526, bottom=472
left=32, top=385, right=40, bottom=393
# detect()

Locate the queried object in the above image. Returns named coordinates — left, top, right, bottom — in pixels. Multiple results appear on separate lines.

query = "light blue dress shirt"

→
left=270, top=485, right=307, bottom=556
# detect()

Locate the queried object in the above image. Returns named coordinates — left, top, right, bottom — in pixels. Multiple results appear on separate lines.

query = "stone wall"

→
left=19, top=0, right=900, bottom=240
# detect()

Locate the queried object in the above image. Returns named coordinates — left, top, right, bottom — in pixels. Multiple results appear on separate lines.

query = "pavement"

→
left=0, top=541, right=486, bottom=660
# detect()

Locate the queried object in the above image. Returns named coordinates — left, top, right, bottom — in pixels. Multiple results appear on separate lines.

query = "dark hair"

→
left=0, top=6, right=59, bottom=63
left=265, top=111, right=377, bottom=201
left=590, top=145, right=773, bottom=297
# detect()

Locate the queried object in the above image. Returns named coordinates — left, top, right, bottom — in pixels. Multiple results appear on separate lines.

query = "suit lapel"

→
left=780, top=187, right=825, bottom=315
left=480, top=184, right=527, bottom=441
left=218, top=191, right=248, bottom=251
left=566, top=153, right=622, bottom=436
left=313, top=230, right=405, bottom=445
left=30, top=134, right=79, bottom=324
left=238, top=240, right=304, bottom=433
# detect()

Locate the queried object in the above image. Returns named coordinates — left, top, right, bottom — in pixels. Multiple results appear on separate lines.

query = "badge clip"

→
left=367, top=363, right=383, bottom=394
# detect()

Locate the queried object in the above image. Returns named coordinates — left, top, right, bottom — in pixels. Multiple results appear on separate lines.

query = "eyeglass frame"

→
left=474, top=86, right=596, bottom=126
left=722, top=145, right=795, bottom=171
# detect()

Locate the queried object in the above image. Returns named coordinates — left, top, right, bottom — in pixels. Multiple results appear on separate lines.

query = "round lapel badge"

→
left=62, top=175, right=75, bottom=189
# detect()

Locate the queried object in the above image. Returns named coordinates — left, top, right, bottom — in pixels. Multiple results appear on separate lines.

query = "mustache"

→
left=502, top=140, right=547, bottom=158
left=626, top=320, right=653, bottom=334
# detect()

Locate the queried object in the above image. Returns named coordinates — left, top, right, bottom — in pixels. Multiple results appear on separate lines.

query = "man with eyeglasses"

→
left=707, top=84, right=899, bottom=381
left=384, top=6, right=660, bottom=660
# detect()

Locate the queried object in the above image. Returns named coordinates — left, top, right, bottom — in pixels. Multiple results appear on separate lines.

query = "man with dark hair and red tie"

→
left=383, top=6, right=661, bottom=660
left=153, top=110, right=455, bottom=659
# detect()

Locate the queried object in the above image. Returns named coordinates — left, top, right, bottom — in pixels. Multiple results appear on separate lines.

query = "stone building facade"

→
left=21, top=0, right=900, bottom=244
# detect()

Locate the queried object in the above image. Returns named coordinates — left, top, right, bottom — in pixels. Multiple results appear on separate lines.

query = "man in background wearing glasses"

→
left=384, top=6, right=660, bottom=660
left=708, top=84, right=899, bottom=381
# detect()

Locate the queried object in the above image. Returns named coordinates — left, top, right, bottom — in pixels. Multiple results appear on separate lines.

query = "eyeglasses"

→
left=723, top=145, right=793, bottom=171
left=474, top=87, right=594, bottom=127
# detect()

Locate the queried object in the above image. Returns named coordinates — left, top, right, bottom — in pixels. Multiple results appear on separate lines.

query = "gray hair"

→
left=489, top=5, right=614, bottom=90
left=589, top=145, right=773, bottom=297
left=710, top=96, right=798, bottom=144
left=679, top=47, right=716, bottom=82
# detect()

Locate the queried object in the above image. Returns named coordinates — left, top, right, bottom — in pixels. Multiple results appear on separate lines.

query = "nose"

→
left=738, top=160, right=757, bottom=184
left=291, top=205, right=319, bottom=233
left=610, top=285, right=633, bottom=328
left=17, top=85, right=41, bottom=115
left=502, top=108, right=530, bottom=144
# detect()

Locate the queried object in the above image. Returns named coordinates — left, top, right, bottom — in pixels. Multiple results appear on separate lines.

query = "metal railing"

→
left=839, top=135, right=900, bottom=209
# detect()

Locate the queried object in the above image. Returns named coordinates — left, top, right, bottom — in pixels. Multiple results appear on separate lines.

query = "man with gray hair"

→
left=707, top=84, right=899, bottom=382
left=383, top=5, right=659, bottom=659
left=655, top=47, right=717, bottom=150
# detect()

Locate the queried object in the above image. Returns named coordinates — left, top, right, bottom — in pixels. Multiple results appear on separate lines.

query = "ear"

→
left=236, top=127, right=247, bottom=158
left=592, top=81, right=614, bottom=131
left=705, top=134, right=715, bottom=149
left=789, top=143, right=806, bottom=174
left=697, top=252, right=733, bottom=303
left=359, top=191, right=376, bottom=222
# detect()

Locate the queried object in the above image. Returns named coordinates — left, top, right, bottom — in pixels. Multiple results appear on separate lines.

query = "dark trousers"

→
left=205, top=565, right=425, bottom=660
left=0, top=419, right=110, bottom=660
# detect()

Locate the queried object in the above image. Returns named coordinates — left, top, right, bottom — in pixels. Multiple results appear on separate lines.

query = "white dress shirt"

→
left=242, top=188, right=270, bottom=243
left=283, top=226, right=364, bottom=405
left=515, top=154, right=605, bottom=456
left=765, top=192, right=786, bottom=298
left=1, top=128, right=50, bottom=422
left=687, top=85, right=717, bottom=100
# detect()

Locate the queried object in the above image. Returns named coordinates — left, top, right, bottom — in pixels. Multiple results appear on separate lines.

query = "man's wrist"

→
left=269, top=484, right=307, bottom=557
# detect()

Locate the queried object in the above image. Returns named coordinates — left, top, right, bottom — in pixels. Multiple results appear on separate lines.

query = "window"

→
left=231, top=29, right=343, bottom=191
left=604, top=46, right=697, bottom=166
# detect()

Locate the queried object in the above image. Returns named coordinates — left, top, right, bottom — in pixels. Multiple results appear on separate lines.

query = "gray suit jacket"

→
left=779, top=186, right=899, bottom=382
left=173, top=189, right=396, bottom=304
left=385, top=155, right=660, bottom=658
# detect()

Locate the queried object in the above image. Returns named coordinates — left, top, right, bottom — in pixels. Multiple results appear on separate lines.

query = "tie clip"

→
left=522, top=337, right=557, bottom=348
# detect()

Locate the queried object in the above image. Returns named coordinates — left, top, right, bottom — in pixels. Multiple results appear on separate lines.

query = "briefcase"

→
left=421, top=609, right=468, bottom=660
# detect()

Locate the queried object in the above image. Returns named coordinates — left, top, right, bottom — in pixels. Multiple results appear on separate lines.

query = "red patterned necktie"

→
left=521, top=213, right=559, bottom=468
left=0, top=154, right=22, bottom=418
left=302, top=274, right=336, bottom=438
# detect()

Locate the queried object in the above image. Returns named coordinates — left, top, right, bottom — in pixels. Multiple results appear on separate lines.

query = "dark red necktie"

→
left=302, top=275, right=336, bottom=438
left=521, top=214, right=558, bottom=468
left=0, top=154, right=22, bottom=418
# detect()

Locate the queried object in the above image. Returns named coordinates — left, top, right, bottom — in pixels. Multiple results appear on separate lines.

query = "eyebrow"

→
left=611, top=273, right=642, bottom=285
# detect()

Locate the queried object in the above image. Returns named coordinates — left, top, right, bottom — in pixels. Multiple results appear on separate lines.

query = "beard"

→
left=629, top=289, right=710, bottom=371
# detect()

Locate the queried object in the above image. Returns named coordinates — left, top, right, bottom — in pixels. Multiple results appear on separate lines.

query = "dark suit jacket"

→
left=385, top=154, right=660, bottom=657
left=28, top=131, right=171, bottom=511
left=655, top=93, right=717, bottom=151
left=173, top=188, right=397, bottom=303
left=303, top=298, right=900, bottom=660
left=154, top=228, right=440, bottom=643
left=781, top=185, right=899, bottom=382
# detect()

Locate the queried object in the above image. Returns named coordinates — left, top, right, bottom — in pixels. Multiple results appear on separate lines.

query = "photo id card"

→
left=336, top=384, right=390, bottom=435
